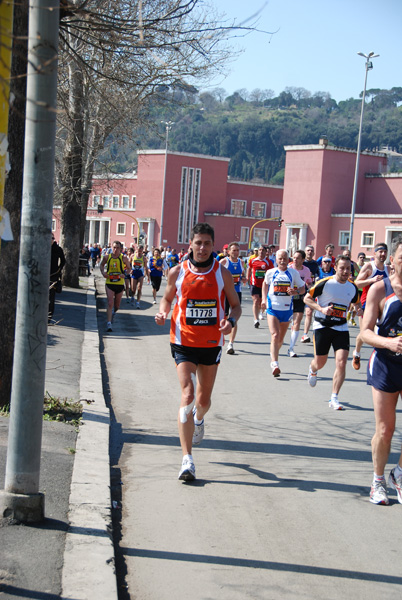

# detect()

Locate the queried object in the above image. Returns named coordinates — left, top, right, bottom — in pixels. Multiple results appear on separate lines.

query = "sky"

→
left=204, top=0, right=402, bottom=102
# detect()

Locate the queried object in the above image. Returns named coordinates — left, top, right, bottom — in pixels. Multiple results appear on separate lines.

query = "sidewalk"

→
left=0, top=277, right=117, bottom=600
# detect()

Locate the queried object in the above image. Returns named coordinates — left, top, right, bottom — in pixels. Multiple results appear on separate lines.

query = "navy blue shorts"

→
left=131, top=269, right=144, bottom=280
left=170, top=343, right=222, bottom=366
left=367, top=350, right=402, bottom=393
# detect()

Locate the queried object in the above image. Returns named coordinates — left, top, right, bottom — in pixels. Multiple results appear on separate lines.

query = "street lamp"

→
left=159, top=120, right=174, bottom=245
left=348, top=51, right=379, bottom=252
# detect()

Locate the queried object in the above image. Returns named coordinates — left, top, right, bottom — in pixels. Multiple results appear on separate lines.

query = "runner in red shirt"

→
left=246, top=245, right=273, bottom=328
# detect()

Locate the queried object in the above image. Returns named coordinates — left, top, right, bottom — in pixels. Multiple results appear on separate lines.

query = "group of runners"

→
left=99, top=242, right=185, bottom=331
left=97, top=224, right=402, bottom=506
left=150, top=223, right=402, bottom=509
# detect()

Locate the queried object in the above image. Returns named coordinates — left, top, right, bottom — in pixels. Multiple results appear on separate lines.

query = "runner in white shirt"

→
left=304, top=255, right=361, bottom=410
left=261, top=249, right=305, bottom=377
left=288, top=249, right=312, bottom=357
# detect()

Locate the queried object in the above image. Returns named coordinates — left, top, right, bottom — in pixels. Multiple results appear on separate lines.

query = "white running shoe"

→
left=153, top=300, right=156, bottom=305
left=226, top=343, right=234, bottom=355
left=388, top=468, right=402, bottom=504
left=107, top=321, right=112, bottom=332
left=271, top=361, right=280, bottom=377
left=178, top=457, right=196, bottom=481
left=192, top=406, right=205, bottom=446
left=301, top=335, right=310, bottom=343
left=370, top=479, right=389, bottom=505
left=329, top=398, right=344, bottom=410
left=287, top=349, right=297, bottom=358
left=307, top=367, right=317, bottom=387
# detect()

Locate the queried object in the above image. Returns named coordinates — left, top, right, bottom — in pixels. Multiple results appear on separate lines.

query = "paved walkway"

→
left=0, top=276, right=117, bottom=600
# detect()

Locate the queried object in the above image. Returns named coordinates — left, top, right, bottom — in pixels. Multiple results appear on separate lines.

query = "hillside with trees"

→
left=101, top=86, right=402, bottom=184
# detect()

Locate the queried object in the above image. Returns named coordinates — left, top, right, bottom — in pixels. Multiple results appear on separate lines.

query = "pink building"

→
left=71, top=150, right=284, bottom=254
left=281, top=139, right=402, bottom=258
left=52, top=141, right=402, bottom=259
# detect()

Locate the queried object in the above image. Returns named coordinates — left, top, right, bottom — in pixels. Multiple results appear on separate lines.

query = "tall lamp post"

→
left=348, top=51, right=379, bottom=252
left=160, top=120, right=174, bottom=246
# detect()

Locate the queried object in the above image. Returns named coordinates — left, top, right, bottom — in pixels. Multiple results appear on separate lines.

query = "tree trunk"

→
left=0, top=1, right=28, bottom=408
left=60, top=58, right=84, bottom=288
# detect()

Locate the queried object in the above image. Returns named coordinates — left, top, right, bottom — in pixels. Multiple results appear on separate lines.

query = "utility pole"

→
left=0, top=0, right=60, bottom=522
left=349, top=51, right=379, bottom=252
left=160, top=121, right=174, bottom=246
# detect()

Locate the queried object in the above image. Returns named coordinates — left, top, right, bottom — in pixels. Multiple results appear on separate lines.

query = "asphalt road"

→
left=98, top=277, right=402, bottom=600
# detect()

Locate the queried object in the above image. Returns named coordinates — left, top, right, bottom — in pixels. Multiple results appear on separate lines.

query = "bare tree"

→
left=0, top=0, right=28, bottom=408
left=211, top=87, right=227, bottom=102
left=284, top=86, right=311, bottom=103
left=234, top=88, right=249, bottom=101
left=56, top=0, right=270, bottom=286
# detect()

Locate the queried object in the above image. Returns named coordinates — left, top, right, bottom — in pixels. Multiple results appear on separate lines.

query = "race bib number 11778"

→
left=186, top=299, right=217, bottom=325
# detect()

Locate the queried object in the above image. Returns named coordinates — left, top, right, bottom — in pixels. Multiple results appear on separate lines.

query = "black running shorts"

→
left=313, top=327, right=350, bottom=356
left=170, top=343, right=222, bottom=366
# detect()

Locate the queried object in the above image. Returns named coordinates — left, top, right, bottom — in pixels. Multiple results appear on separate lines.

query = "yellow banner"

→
left=0, top=0, right=14, bottom=244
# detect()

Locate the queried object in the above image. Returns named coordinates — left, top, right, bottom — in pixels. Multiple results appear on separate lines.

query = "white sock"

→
left=353, top=351, right=360, bottom=357
left=183, top=454, right=193, bottom=463
left=331, top=393, right=338, bottom=402
left=289, top=330, right=299, bottom=350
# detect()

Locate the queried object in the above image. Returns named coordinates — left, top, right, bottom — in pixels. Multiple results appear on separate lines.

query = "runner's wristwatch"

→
left=227, top=317, right=236, bottom=328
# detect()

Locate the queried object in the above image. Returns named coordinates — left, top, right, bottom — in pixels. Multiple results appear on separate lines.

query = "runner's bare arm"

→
left=155, top=265, right=180, bottom=325
left=304, top=292, right=333, bottom=315
left=360, top=281, right=402, bottom=353
left=100, top=256, right=108, bottom=278
left=261, top=280, right=268, bottom=311
left=355, top=263, right=382, bottom=287
left=123, top=255, right=132, bottom=275
left=220, top=265, right=242, bottom=333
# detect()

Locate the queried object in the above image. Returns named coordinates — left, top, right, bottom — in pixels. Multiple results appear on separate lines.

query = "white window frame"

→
left=361, top=231, right=375, bottom=248
left=132, top=195, right=136, bottom=210
left=112, top=195, right=119, bottom=209
left=273, top=230, right=281, bottom=245
left=231, top=199, right=247, bottom=216
left=177, top=167, right=201, bottom=244
left=51, top=219, right=56, bottom=232
left=339, top=230, right=350, bottom=247
left=92, top=195, right=100, bottom=208
left=254, top=228, right=269, bottom=245
left=122, top=195, right=129, bottom=209
left=271, top=203, right=282, bottom=219
left=251, top=201, right=266, bottom=219
left=240, top=227, right=249, bottom=244
left=102, top=195, right=110, bottom=208
left=116, top=222, right=126, bottom=235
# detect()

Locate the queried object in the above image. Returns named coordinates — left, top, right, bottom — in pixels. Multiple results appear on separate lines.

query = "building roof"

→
left=137, top=149, right=231, bottom=162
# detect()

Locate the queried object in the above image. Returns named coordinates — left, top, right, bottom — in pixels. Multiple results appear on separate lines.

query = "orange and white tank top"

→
left=170, top=259, right=225, bottom=347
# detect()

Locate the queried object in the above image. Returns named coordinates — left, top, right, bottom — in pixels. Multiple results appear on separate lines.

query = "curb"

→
left=62, top=277, right=117, bottom=600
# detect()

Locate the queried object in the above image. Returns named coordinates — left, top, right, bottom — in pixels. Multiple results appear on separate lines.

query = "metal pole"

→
left=349, top=52, right=378, bottom=252
left=0, top=0, right=60, bottom=522
left=159, top=121, right=174, bottom=246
